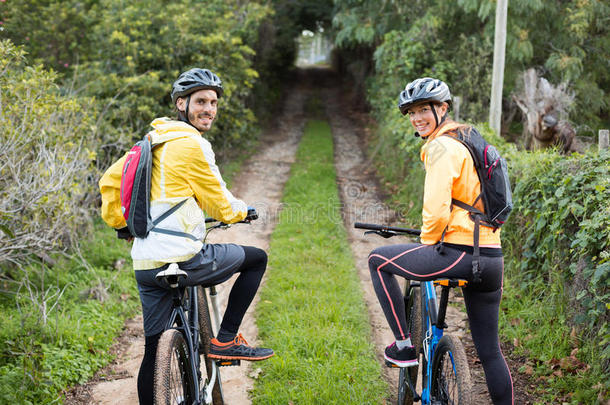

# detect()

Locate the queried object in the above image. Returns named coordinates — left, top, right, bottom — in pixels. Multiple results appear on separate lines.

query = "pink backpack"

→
left=120, top=135, right=192, bottom=240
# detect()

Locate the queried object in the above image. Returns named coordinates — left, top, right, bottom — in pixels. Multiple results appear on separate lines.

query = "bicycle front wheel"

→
left=154, top=329, right=197, bottom=405
left=430, top=334, right=472, bottom=404
left=398, top=281, right=422, bottom=405
left=197, top=286, right=225, bottom=404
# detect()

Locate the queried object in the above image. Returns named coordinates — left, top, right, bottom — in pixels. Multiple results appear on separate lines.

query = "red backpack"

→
left=120, top=135, right=191, bottom=239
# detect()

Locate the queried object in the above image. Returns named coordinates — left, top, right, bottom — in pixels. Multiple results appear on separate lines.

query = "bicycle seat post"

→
left=436, top=285, right=451, bottom=329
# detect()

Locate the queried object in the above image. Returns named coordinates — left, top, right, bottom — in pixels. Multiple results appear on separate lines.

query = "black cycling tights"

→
left=137, top=245, right=266, bottom=405
left=368, top=243, right=513, bottom=405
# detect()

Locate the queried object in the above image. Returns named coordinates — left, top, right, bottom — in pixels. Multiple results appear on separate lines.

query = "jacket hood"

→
left=148, top=117, right=200, bottom=145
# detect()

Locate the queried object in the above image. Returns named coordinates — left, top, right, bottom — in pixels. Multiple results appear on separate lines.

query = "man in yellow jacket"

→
left=99, top=68, right=273, bottom=405
left=367, top=78, right=513, bottom=404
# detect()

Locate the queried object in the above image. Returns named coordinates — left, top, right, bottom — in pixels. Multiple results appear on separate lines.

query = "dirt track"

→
left=65, top=68, right=533, bottom=404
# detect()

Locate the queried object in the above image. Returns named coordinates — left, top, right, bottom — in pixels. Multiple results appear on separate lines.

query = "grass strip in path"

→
left=252, top=120, right=388, bottom=404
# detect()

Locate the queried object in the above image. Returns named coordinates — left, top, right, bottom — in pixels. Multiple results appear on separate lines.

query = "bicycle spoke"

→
left=436, top=351, right=458, bottom=404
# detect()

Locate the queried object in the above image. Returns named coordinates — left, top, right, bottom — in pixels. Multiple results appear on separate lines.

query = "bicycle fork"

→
left=208, top=286, right=222, bottom=335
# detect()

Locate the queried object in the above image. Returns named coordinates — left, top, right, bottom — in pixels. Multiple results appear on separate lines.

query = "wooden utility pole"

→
left=600, top=129, right=609, bottom=151
left=489, top=0, right=508, bottom=135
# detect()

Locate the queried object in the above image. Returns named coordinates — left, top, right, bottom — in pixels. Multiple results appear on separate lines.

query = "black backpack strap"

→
left=149, top=199, right=199, bottom=241
left=471, top=214, right=482, bottom=283
left=451, top=198, right=483, bottom=283
left=451, top=198, right=484, bottom=216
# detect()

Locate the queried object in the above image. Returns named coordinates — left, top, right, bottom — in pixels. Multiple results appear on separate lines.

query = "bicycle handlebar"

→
left=205, top=208, right=258, bottom=227
left=354, top=222, right=421, bottom=236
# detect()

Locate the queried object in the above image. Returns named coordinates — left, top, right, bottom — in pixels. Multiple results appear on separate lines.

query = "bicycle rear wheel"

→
left=398, top=280, right=422, bottom=405
left=430, top=334, right=472, bottom=404
left=154, top=329, right=197, bottom=405
left=197, top=286, right=225, bottom=404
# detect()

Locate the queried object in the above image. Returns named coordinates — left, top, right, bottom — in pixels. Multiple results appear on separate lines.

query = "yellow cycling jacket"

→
left=99, top=117, right=248, bottom=270
left=419, top=120, right=501, bottom=247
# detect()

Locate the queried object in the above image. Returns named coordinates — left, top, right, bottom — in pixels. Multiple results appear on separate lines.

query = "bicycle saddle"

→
left=156, top=263, right=188, bottom=287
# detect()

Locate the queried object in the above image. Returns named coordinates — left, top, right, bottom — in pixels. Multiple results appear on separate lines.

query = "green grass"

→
left=499, top=274, right=609, bottom=404
left=252, top=120, right=388, bottom=404
left=0, top=220, right=140, bottom=404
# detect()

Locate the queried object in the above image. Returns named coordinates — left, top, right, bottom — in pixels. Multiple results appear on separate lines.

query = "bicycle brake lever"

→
left=364, top=230, right=395, bottom=238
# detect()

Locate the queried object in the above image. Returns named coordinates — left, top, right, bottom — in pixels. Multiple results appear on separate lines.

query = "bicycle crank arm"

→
left=406, top=375, right=421, bottom=402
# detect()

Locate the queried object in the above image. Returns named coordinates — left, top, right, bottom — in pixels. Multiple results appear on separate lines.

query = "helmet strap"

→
left=430, top=102, right=440, bottom=128
left=178, top=95, right=197, bottom=130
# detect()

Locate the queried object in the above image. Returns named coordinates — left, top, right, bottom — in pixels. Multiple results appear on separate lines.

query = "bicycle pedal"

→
left=385, top=360, right=400, bottom=368
left=216, top=359, right=241, bottom=367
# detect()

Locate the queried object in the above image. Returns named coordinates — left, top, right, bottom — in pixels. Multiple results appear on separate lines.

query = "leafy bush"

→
left=72, top=0, right=272, bottom=168
left=502, top=148, right=610, bottom=362
left=0, top=40, right=98, bottom=267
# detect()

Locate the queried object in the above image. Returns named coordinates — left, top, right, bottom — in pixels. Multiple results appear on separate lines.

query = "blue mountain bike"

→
left=355, top=222, right=473, bottom=405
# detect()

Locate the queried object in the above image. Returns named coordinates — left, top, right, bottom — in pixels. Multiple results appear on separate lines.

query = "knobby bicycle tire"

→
left=398, top=281, right=422, bottom=405
left=430, top=334, right=473, bottom=404
left=154, top=329, right=197, bottom=405
left=197, top=286, right=225, bottom=404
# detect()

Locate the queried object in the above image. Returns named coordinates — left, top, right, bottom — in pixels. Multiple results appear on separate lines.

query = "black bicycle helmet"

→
left=398, top=77, right=452, bottom=115
left=171, top=68, right=223, bottom=103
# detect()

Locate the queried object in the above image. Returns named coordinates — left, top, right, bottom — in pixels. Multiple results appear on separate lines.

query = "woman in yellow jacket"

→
left=368, top=78, right=513, bottom=404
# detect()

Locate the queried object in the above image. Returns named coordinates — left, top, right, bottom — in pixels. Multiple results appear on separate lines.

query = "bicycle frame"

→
left=420, top=280, right=441, bottom=404
left=164, top=283, right=220, bottom=404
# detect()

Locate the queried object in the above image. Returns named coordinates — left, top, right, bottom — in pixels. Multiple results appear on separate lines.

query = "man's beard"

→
left=188, top=111, right=214, bottom=130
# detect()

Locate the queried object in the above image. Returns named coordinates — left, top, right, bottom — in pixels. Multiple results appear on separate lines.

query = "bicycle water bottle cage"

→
left=155, top=263, right=188, bottom=288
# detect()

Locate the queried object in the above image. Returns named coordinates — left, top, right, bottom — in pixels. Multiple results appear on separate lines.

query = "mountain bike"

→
left=153, top=212, right=257, bottom=405
left=355, top=222, right=473, bottom=405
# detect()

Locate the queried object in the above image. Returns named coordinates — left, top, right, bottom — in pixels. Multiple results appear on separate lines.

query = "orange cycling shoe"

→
left=208, top=333, right=274, bottom=361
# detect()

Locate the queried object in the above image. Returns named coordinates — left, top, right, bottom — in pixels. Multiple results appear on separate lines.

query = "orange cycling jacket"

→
left=419, top=120, right=501, bottom=247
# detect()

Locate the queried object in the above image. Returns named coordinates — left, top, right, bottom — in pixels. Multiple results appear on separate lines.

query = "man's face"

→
left=176, top=89, right=218, bottom=132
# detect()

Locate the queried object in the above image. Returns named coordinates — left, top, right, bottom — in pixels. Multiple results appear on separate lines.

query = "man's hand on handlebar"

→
left=245, top=206, right=258, bottom=222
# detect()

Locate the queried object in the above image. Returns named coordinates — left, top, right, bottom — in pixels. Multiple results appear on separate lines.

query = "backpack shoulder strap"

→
left=149, top=199, right=199, bottom=241
left=451, top=198, right=484, bottom=216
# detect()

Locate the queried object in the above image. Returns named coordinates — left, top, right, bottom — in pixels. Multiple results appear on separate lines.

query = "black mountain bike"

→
left=153, top=213, right=256, bottom=404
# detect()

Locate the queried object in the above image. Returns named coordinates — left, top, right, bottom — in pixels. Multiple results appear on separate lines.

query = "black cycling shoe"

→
left=384, top=342, right=418, bottom=368
left=209, top=333, right=274, bottom=361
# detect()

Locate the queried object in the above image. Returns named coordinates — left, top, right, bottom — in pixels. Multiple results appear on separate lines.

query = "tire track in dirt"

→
left=65, top=75, right=308, bottom=405
left=322, top=80, right=493, bottom=404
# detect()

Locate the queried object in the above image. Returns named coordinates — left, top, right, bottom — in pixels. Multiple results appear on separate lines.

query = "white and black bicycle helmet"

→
left=398, top=77, right=452, bottom=115
left=171, top=68, right=223, bottom=103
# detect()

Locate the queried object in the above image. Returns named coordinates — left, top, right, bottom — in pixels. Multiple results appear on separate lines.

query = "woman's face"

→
left=406, top=102, right=448, bottom=137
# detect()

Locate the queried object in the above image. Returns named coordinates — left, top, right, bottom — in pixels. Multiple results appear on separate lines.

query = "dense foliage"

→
left=333, top=0, right=609, bottom=135
left=0, top=40, right=98, bottom=265
left=1, top=0, right=272, bottom=170
left=501, top=148, right=609, bottom=401
left=0, top=1, right=274, bottom=401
